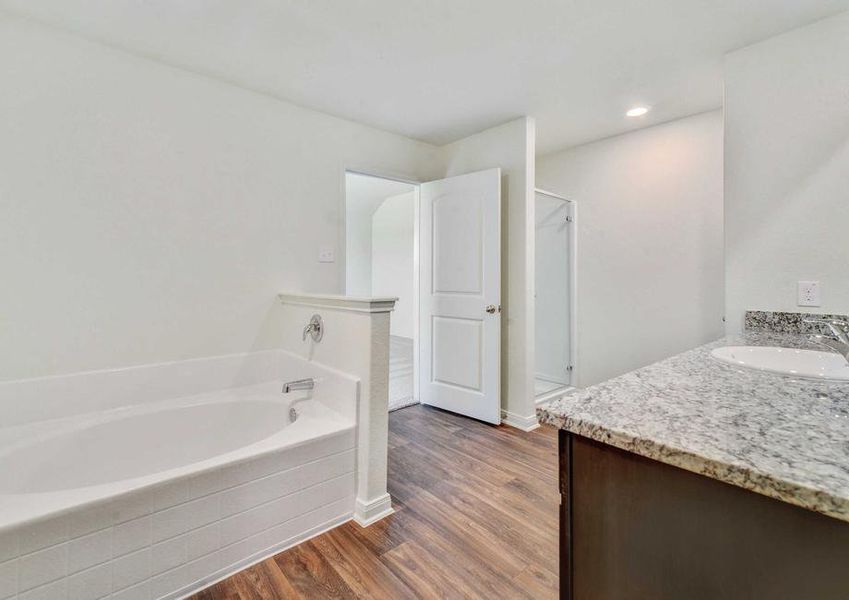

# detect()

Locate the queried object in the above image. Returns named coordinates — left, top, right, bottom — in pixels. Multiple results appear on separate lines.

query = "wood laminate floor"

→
left=190, top=404, right=559, bottom=599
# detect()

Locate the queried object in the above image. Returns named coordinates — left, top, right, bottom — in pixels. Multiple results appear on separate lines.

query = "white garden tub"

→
left=0, top=358, right=358, bottom=600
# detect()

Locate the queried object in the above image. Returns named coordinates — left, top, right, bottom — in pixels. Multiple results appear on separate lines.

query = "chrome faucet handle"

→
left=805, top=317, right=849, bottom=327
left=804, top=317, right=848, bottom=326
left=808, top=334, right=849, bottom=363
left=804, top=318, right=849, bottom=344
left=302, top=314, right=323, bottom=342
left=828, top=319, right=849, bottom=332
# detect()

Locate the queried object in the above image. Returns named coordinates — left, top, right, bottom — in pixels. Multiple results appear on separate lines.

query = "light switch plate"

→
left=318, top=247, right=335, bottom=263
left=798, top=281, right=821, bottom=307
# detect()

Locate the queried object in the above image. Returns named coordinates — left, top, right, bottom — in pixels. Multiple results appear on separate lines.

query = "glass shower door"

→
left=535, top=190, right=572, bottom=396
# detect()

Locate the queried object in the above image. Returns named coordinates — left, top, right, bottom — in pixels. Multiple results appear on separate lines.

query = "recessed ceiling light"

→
left=626, top=106, right=650, bottom=117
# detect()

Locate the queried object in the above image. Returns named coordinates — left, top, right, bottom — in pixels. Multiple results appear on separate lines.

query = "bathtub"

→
left=0, top=353, right=358, bottom=600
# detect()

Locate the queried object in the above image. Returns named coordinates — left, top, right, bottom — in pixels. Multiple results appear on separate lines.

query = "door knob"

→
left=485, top=304, right=501, bottom=314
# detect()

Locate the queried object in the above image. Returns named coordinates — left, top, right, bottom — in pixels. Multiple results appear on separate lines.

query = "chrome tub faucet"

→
left=282, top=378, right=315, bottom=394
left=282, top=377, right=315, bottom=423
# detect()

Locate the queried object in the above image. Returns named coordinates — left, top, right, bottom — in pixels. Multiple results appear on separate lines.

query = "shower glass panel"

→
left=535, top=190, right=571, bottom=397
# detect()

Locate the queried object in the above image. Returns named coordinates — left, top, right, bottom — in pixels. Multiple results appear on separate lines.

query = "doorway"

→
left=345, top=171, right=419, bottom=411
left=534, top=188, right=576, bottom=400
left=344, top=168, right=503, bottom=423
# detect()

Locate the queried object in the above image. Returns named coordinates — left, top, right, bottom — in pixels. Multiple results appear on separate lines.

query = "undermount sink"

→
left=711, top=346, right=849, bottom=382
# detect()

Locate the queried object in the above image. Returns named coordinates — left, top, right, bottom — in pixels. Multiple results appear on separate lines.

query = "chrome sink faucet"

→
left=804, top=318, right=849, bottom=362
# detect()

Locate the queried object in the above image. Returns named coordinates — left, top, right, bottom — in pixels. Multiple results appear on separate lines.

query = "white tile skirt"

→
left=0, top=386, right=356, bottom=600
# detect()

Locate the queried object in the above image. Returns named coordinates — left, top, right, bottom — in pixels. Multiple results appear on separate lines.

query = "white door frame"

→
left=343, top=169, right=422, bottom=405
left=534, top=188, right=578, bottom=400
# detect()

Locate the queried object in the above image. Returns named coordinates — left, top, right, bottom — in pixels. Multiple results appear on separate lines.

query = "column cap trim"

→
left=278, top=292, right=397, bottom=314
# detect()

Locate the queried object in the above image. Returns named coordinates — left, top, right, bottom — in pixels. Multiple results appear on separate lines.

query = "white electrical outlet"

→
left=798, top=281, right=821, bottom=307
left=318, top=247, right=335, bottom=263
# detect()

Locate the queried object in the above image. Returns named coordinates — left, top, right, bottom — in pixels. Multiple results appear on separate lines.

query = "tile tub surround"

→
left=0, top=349, right=361, bottom=599
left=744, top=310, right=849, bottom=335
left=0, top=429, right=356, bottom=600
left=538, top=331, right=849, bottom=522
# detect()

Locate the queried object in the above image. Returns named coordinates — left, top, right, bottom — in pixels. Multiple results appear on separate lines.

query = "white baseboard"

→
left=353, top=493, right=395, bottom=527
left=501, top=410, right=540, bottom=432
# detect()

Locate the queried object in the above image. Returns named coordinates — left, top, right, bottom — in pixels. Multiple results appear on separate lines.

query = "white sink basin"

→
left=711, top=346, right=849, bottom=381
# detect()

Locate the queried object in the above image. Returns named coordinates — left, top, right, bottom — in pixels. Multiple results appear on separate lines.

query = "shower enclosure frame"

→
left=534, top=188, right=578, bottom=401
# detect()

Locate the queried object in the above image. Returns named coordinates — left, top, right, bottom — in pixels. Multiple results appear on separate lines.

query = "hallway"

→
left=388, top=336, right=415, bottom=412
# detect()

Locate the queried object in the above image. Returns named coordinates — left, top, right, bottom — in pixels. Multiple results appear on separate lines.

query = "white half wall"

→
left=277, top=293, right=396, bottom=526
left=724, top=10, right=849, bottom=332
left=537, top=110, right=724, bottom=387
left=372, top=192, right=415, bottom=339
left=0, top=13, right=438, bottom=381
left=439, top=118, right=537, bottom=425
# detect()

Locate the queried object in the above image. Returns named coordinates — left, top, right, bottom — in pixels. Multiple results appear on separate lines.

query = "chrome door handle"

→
left=485, top=305, right=501, bottom=314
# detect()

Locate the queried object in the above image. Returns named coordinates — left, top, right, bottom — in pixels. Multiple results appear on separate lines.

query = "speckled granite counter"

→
left=537, top=331, right=849, bottom=522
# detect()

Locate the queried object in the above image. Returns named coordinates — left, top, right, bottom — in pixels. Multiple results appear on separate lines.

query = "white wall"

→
left=439, top=117, right=537, bottom=426
left=0, top=14, right=439, bottom=381
left=371, top=192, right=415, bottom=339
left=345, top=207, right=374, bottom=297
left=724, top=11, right=849, bottom=332
left=1, top=14, right=539, bottom=429
left=537, top=110, right=724, bottom=387
left=344, top=173, right=415, bottom=298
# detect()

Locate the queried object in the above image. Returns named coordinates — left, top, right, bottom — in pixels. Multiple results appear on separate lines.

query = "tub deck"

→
left=0, top=382, right=353, bottom=531
left=0, top=382, right=356, bottom=600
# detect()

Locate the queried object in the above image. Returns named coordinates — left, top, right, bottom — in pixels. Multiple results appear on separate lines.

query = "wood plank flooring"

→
left=190, top=404, right=559, bottom=599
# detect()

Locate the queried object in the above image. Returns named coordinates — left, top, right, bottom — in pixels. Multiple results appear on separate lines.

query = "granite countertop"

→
left=537, top=331, right=849, bottom=523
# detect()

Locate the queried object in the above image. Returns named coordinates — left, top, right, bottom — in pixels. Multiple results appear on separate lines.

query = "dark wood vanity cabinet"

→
left=558, top=431, right=849, bottom=600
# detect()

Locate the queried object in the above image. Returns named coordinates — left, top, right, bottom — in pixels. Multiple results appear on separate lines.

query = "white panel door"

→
left=419, top=168, right=501, bottom=424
